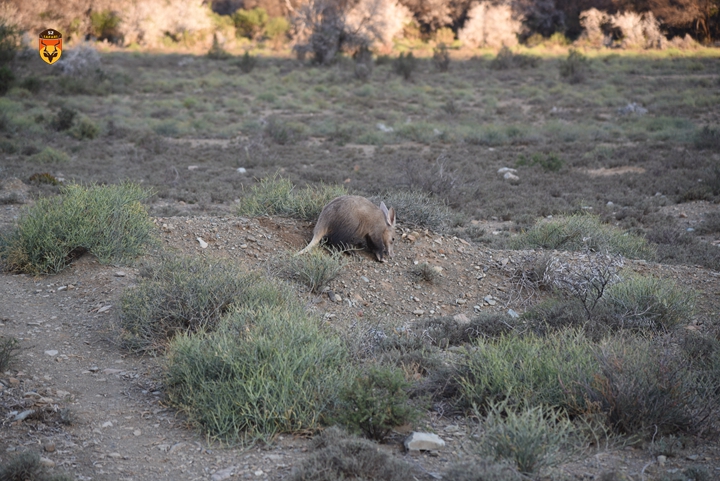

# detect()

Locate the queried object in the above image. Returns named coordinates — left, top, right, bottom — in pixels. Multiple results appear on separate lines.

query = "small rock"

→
left=455, top=299, right=467, bottom=305
left=507, top=309, right=520, bottom=319
left=254, top=470, right=264, bottom=476
left=678, top=212, right=687, bottom=218
left=360, top=276, right=370, bottom=283
left=453, top=314, right=470, bottom=324
left=657, top=455, right=666, bottom=466
left=686, top=454, right=699, bottom=461
left=188, top=165, right=198, bottom=170
left=412, top=309, right=425, bottom=316
left=57, top=286, right=67, bottom=291
left=686, top=227, right=695, bottom=232
left=237, top=167, right=247, bottom=174
left=44, top=350, right=58, bottom=356
left=97, top=305, right=112, bottom=313
left=197, top=237, right=208, bottom=249
left=101, top=421, right=113, bottom=428
left=114, top=271, right=126, bottom=277
left=503, top=172, right=520, bottom=181
left=44, top=443, right=56, bottom=453
left=39, top=457, right=55, bottom=468
left=212, top=466, right=237, bottom=481
left=497, top=167, right=517, bottom=175
left=134, top=430, right=141, bottom=436
left=108, top=452, right=122, bottom=459
left=404, top=432, right=445, bottom=451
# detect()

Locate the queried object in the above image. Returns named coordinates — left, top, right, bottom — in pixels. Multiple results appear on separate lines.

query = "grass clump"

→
left=51, top=107, right=77, bottom=131
left=290, top=426, right=419, bottom=481
left=411, top=261, right=439, bottom=283
left=1, top=183, right=154, bottom=275
left=120, top=254, right=255, bottom=351
left=433, top=43, right=450, bottom=72
left=393, top=52, right=416, bottom=80
left=457, top=329, right=597, bottom=412
left=283, top=247, right=346, bottom=293
left=165, top=278, right=349, bottom=443
left=28, top=172, right=62, bottom=186
left=694, top=125, right=720, bottom=150
left=238, top=51, right=258, bottom=73
left=559, top=49, right=589, bottom=84
left=264, top=116, right=308, bottom=144
left=70, top=117, right=100, bottom=140
left=31, top=147, right=71, bottom=164
left=443, top=459, right=522, bottom=481
left=0, top=336, right=20, bottom=371
left=238, top=175, right=346, bottom=221
left=516, top=152, right=564, bottom=172
left=334, top=365, right=420, bottom=441
left=478, top=402, right=579, bottom=476
left=490, top=46, right=539, bottom=70
left=0, top=451, right=74, bottom=481
left=601, top=274, right=694, bottom=331
left=512, top=214, right=655, bottom=259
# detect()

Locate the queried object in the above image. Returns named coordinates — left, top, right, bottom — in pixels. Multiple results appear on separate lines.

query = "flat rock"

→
left=212, top=466, right=237, bottom=481
left=404, top=432, right=445, bottom=451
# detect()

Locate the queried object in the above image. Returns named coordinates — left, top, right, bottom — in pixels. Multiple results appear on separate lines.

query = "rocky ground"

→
left=1, top=197, right=720, bottom=480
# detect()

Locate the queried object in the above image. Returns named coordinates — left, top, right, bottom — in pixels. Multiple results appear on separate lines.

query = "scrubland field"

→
left=1, top=41, right=720, bottom=481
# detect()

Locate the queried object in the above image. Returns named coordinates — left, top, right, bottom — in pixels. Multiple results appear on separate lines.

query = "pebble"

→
left=455, top=299, right=467, bottom=305
left=413, top=309, right=425, bottom=315
left=108, top=452, right=122, bottom=459
left=102, top=421, right=113, bottom=428
left=507, top=309, right=520, bottom=318
left=114, top=271, right=126, bottom=277
left=44, top=443, right=56, bottom=453
left=657, top=455, right=666, bottom=466
left=133, top=430, right=141, bottom=436
left=197, top=237, right=209, bottom=249
left=13, top=410, right=34, bottom=421
left=361, top=276, right=370, bottom=283
left=44, top=350, right=58, bottom=356
left=97, top=305, right=112, bottom=313
left=39, top=457, right=55, bottom=468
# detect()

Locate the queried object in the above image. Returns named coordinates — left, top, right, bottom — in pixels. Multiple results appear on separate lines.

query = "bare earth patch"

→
left=584, top=166, right=647, bottom=176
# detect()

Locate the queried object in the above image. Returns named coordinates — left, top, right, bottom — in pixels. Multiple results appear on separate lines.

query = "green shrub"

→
left=238, top=51, right=257, bottom=73
left=601, top=274, right=695, bottom=331
left=516, top=152, right=564, bottom=172
left=207, top=33, right=231, bottom=60
left=233, top=7, right=269, bottom=40
left=20, top=77, right=42, bottom=94
left=457, top=329, right=597, bottom=412
left=31, top=147, right=71, bottom=163
left=559, top=49, right=589, bottom=84
left=165, top=279, right=349, bottom=443
left=120, top=254, right=259, bottom=351
left=694, top=126, right=720, bottom=150
left=0, top=65, right=14, bottom=95
left=512, top=214, right=655, bottom=259
left=0, top=21, right=20, bottom=67
left=89, top=10, right=122, bottom=43
left=478, top=402, right=579, bottom=475
left=264, top=116, right=308, bottom=144
left=238, top=175, right=346, bottom=221
left=433, top=43, right=450, bottom=72
left=290, top=426, right=418, bottom=481
left=0, top=451, right=74, bottom=481
left=393, top=52, right=417, bottom=80
left=0, top=183, right=153, bottom=274
left=0, top=336, right=20, bottom=371
left=283, top=248, right=346, bottom=293
left=334, top=366, right=420, bottom=441
left=70, top=117, right=100, bottom=140
left=266, top=16, right=290, bottom=47
left=490, top=46, right=539, bottom=70
left=51, top=107, right=77, bottom=131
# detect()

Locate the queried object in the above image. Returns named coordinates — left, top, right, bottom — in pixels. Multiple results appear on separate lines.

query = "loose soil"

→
left=1, top=199, right=720, bottom=480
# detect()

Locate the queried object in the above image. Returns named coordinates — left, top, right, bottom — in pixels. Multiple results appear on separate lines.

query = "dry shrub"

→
left=345, top=0, right=412, bottom=48
left=57, top=44, right=101, bottom=77
left=119, top=0, right=213, bottom=47
left=459, top=2, right=521, bottom=49
left=290, top=426, right=419, bottom=481
left=578, top=8, right=610, bottom=47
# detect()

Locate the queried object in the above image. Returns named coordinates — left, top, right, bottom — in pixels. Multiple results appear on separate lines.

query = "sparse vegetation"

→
left=334, top=366, right=420, bottom=441
left=560, top=49, right=590, bottom=83
left=31, top=147, right=71, bottom=163
left=0, top=451, right=74, bottom=481
left=0, top=336, right=20, bottom=371
left=477, top=402, right=580, bottom=475
left=393, top=52, right=416, bottom=80
left=290, top=427, right=418, bottom=481
left=512, top=215, right=655, bottom=260
left=490, top=46, right=539, bottom=70
left=411, top=261, right=439, bottom=283
left=283, top=247, right=346, bottom=293
left=238, top=175, right=346, bottom=221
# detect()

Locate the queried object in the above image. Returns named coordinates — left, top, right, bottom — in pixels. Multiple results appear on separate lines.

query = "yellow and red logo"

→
left=39, top=29, right=62, bottom=65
